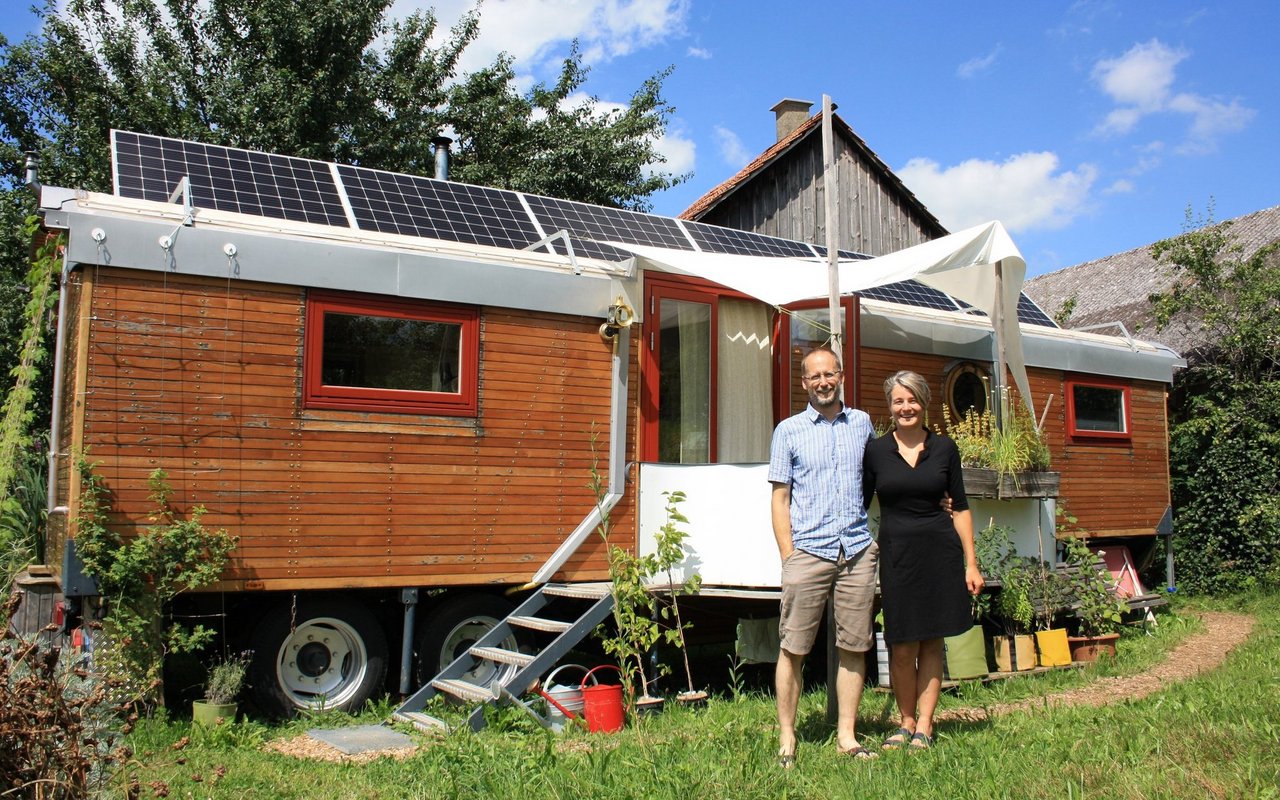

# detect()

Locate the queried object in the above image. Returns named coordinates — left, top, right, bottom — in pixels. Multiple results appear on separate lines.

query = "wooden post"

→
left=992, top=259, right=1007, bottom=426
left=821, top=94, right=841, bottom=725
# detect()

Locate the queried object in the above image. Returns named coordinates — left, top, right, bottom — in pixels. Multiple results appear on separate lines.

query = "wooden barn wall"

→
left=696, top=135, right=943, bottom=257
left=69, top=267, right=629, bottom=592
left=859, top=347, right=1170, bottom=539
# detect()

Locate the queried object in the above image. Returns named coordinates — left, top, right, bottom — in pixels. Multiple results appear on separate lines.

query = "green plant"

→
left=995, top=556, right=1035, bottom=635
left=1062, top=536, right=1127, bottom=636
left=75, top=462, right=238, bottom=707
left=651, top=490, right=702, bottom=696
left=942, top=399, right=1051, bottom=487
left=204, top=652, right=251, bottom=705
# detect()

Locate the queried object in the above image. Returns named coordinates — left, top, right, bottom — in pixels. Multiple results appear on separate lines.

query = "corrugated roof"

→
left=1024, top=205, right=1280, bottom=357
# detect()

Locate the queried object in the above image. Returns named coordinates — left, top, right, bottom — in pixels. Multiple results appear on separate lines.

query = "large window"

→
left=642, top=276, right=773, bottom=463
left=304, top=292, right=479, bottom=415
left=774, top=297, right=858, bottom=416
left=1066, top=379, right=1131, bottom=440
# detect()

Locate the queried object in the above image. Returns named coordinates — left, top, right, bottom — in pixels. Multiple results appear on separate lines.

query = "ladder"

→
left=393, top=582, right=614, bottom=732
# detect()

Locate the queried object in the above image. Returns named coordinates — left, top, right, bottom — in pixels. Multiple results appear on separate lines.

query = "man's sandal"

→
left=838, top=744, right=879, bottom=759
left=881, top=727, right=913, bottom=750
left=777, top=753, right=796, bottom=769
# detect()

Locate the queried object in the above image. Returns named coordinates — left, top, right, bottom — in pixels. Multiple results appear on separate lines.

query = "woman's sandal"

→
left=908, top=731, right=934, bottom=751
left=777, top=752, right=796, bottom=769
left=881, top=727, right=913, bottom=750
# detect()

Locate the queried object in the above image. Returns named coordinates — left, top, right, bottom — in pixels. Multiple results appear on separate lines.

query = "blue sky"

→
left=5, top=1, right=1276, bottom=276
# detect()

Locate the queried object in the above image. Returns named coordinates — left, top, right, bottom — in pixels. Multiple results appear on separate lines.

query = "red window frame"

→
left=1065, top=377, right=1132, bottom=441
left=773, top=296, right=860, bottom=419
left=303, top=291, right=479, bottom=416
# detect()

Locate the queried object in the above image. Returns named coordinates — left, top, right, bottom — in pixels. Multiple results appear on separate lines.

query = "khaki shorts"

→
left=779, top=543, right=879, bottom=655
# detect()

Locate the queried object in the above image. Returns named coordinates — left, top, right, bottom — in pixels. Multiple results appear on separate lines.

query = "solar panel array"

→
left=109, top=130, right=1055, bottom=327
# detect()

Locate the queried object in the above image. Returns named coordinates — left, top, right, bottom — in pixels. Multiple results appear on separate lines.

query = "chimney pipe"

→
left=770, top=98, right=815, bottom=142
left=432, top=136, right=452, bottom=181
left=24, top=151, right=42, bottom=195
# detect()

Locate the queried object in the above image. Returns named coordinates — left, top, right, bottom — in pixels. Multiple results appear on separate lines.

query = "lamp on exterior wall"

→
left=599, top=297, right=635, bottom=341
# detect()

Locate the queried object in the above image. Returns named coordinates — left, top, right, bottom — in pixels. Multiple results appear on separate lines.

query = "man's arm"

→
left=771, top=482, right=794, bottom=560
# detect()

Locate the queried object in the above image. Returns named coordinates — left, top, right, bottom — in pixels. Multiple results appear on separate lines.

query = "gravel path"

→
left=936, top=610, right=1257, bottom=723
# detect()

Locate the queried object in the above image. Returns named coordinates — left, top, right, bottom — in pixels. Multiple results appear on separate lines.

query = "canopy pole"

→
left=993, top=259, right=1007, bottom=426
left=822, top=95, right=842, bottom=376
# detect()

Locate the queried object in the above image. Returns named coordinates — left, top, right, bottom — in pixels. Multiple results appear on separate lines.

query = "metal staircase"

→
left=393, top=582, right=614, bottom=732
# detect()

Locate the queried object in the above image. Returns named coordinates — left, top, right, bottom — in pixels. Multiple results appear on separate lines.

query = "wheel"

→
left=415, top=593, right=519, bottom=690
left=247, top=598, right=388, bottom=718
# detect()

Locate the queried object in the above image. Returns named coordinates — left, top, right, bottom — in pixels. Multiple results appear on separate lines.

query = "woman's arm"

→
left=953, top=509, right=984, bottom=595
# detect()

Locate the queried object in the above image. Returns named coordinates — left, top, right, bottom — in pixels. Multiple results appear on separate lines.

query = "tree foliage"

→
left=1149, top=205, right=1280, bottom=594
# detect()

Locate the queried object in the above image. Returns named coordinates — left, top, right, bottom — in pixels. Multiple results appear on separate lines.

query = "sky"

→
left=4, top=0, right=1277, bottom=277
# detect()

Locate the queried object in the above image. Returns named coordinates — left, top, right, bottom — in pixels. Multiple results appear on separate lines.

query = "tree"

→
left=1149, top=204, right=1280, bottom=594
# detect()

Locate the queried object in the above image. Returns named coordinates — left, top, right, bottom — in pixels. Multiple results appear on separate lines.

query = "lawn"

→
left=117, top=593, right=1280, bottom=799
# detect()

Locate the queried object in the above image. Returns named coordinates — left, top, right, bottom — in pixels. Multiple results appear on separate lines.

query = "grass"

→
left=114, top=593, right=1280, bottom=799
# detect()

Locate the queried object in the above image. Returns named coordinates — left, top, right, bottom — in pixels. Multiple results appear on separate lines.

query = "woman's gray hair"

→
left=883, top=370, right=932, bottom=407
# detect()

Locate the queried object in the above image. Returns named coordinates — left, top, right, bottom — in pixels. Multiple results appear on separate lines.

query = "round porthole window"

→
left=946, top=362, right=990, bottom=420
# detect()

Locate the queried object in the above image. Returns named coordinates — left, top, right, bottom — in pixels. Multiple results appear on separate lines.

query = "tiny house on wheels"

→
left=28, top=129, right=1179, bottom=717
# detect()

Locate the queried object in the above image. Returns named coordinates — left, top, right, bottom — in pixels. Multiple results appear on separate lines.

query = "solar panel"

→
left=111, top=131, right=349, bottom=227
left=1016, top=293, right=1056, bottom=327
left=522, top=194, right=691, bottom=261
left=337, top=165, right=541, bottom=251
left=857, top=280, right=962, bottom=311
left=683, top=219, right=816, bottom=258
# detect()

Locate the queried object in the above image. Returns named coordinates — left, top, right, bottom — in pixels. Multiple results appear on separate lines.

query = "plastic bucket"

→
left=538, top=664, right=591, bottom=731
left=580, top=665, right=624, bottom=733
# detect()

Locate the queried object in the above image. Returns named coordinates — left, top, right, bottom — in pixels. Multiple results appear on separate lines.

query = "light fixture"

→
left=599, top=296, right=636, bottom=340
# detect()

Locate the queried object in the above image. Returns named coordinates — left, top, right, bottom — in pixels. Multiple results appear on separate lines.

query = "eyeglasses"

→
left=802, top=370, right=843, bottom=382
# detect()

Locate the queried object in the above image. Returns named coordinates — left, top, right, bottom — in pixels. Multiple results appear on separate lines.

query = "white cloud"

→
left=399, top=0, right=690, bottom=75
left=957, top=45, right=1002, bottom=79
left=1090, top=38, right=1255, bottom=151
left=687, top=45, right=712, bottom=59
left=897, top=152, right=1097, bottom=233
left=713, top=125, right=751, bottom=168
left=1103, top=179, right=1134, bottom=195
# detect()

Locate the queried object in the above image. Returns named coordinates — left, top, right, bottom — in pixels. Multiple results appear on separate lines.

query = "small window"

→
left=1066, top=380, right=1130, bottom=440
left=304, top=292, right=479, bottom=415
left=945, top=362, right=990, bottom=421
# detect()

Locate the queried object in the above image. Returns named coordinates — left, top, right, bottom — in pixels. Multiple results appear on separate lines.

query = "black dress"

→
left=863, top=429, right=971, bottom=644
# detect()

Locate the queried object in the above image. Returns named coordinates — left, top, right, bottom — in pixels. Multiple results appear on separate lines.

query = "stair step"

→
left=470, top=646, right=535, bottom=667
left=392, top=711, right=449, bottom=733
left=432, top=678, right=498, bottom=704
left=508, top=615, right=572, bottom=633
left=543, top=582, right=611, bottom=600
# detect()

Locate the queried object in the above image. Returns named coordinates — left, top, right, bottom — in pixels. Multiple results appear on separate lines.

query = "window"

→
left=1066, top=379, right=1130, bottom=440
left=641, top=276, right=774, bottom=463
left=304, top=292, right=479, bottom=415
left=945, top=362, right=990, bottom=420
left=774, top=297, right=858, bottom=416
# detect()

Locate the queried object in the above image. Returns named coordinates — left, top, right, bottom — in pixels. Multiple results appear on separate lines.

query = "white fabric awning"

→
left=606, top=220, right=1034, bottom=412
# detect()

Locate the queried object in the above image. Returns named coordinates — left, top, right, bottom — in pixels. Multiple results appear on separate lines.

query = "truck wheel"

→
left=416, top=594, right=519, bottom=690
left=248, top=599, right=388, bottom=718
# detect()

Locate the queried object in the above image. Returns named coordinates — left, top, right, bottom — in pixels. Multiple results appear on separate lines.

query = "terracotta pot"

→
left=676, top=690, right=708, bottom=708
left=1067, top=632, right=1121, bottom=662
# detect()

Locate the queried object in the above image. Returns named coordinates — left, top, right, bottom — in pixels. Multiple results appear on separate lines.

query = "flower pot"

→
left=632, top=695, right=666, bottom=718
left=1035, top=628, right=1073, bottom=667
left=992, top=634, right=1037, bottom=672
left=1067, top=632, right=1120, bottom=662
left=943, top=626, right=988, bottom=680
left=676, top=690, right=708, bottom=708
left=192, top=700, right=237, bottom=726
left=962, top=468, right=1061, bottom=499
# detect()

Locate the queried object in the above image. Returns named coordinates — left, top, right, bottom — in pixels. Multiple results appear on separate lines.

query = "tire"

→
left=415, top=593, right=519, bottom=690
left=248, top=598, right=388, bottom=718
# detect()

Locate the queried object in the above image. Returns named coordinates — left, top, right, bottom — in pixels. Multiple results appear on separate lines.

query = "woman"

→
left=863, top=370, right=983, bottom=750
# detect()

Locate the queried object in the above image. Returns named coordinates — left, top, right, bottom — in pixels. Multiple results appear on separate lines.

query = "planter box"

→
left=963, top=468, right=1061, bottom=499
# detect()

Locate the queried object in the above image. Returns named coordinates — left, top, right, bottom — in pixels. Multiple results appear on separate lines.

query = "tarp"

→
left=606, top=220, right=1033, bottom=411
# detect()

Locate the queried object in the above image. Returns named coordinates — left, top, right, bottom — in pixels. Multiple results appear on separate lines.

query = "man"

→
left=768, top=346, right=878, bottom=764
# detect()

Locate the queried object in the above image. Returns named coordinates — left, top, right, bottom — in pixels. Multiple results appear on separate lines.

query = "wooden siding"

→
left=859, top=347, right=1171, bottom=538
left=696, top=134, right=943, bottom=257
left=66, top=268, right=630, bottom=592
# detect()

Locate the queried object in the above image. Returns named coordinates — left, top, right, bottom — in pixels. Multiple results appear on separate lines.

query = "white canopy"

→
left=607, top=220, right=1034, bottom=413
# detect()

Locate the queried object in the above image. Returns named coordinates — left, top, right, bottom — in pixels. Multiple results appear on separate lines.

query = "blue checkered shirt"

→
left=767, top=404, right=874, bottom=562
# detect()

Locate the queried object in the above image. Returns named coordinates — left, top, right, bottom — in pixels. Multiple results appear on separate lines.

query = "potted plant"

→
left=193, top=651, right=249, bottom=726
left=992, top=555, right=1037, bottom=672
left=1028, top=557, right=1073, bottom=667
left=1062, top=536, right=1128, bottom=661
left=651, top=491, right=707, bottom=706
left=945, top=402, right=1058, bottom=499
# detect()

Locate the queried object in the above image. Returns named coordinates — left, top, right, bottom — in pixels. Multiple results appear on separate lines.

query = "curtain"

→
left=717, top=298, right=772, bottom=462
